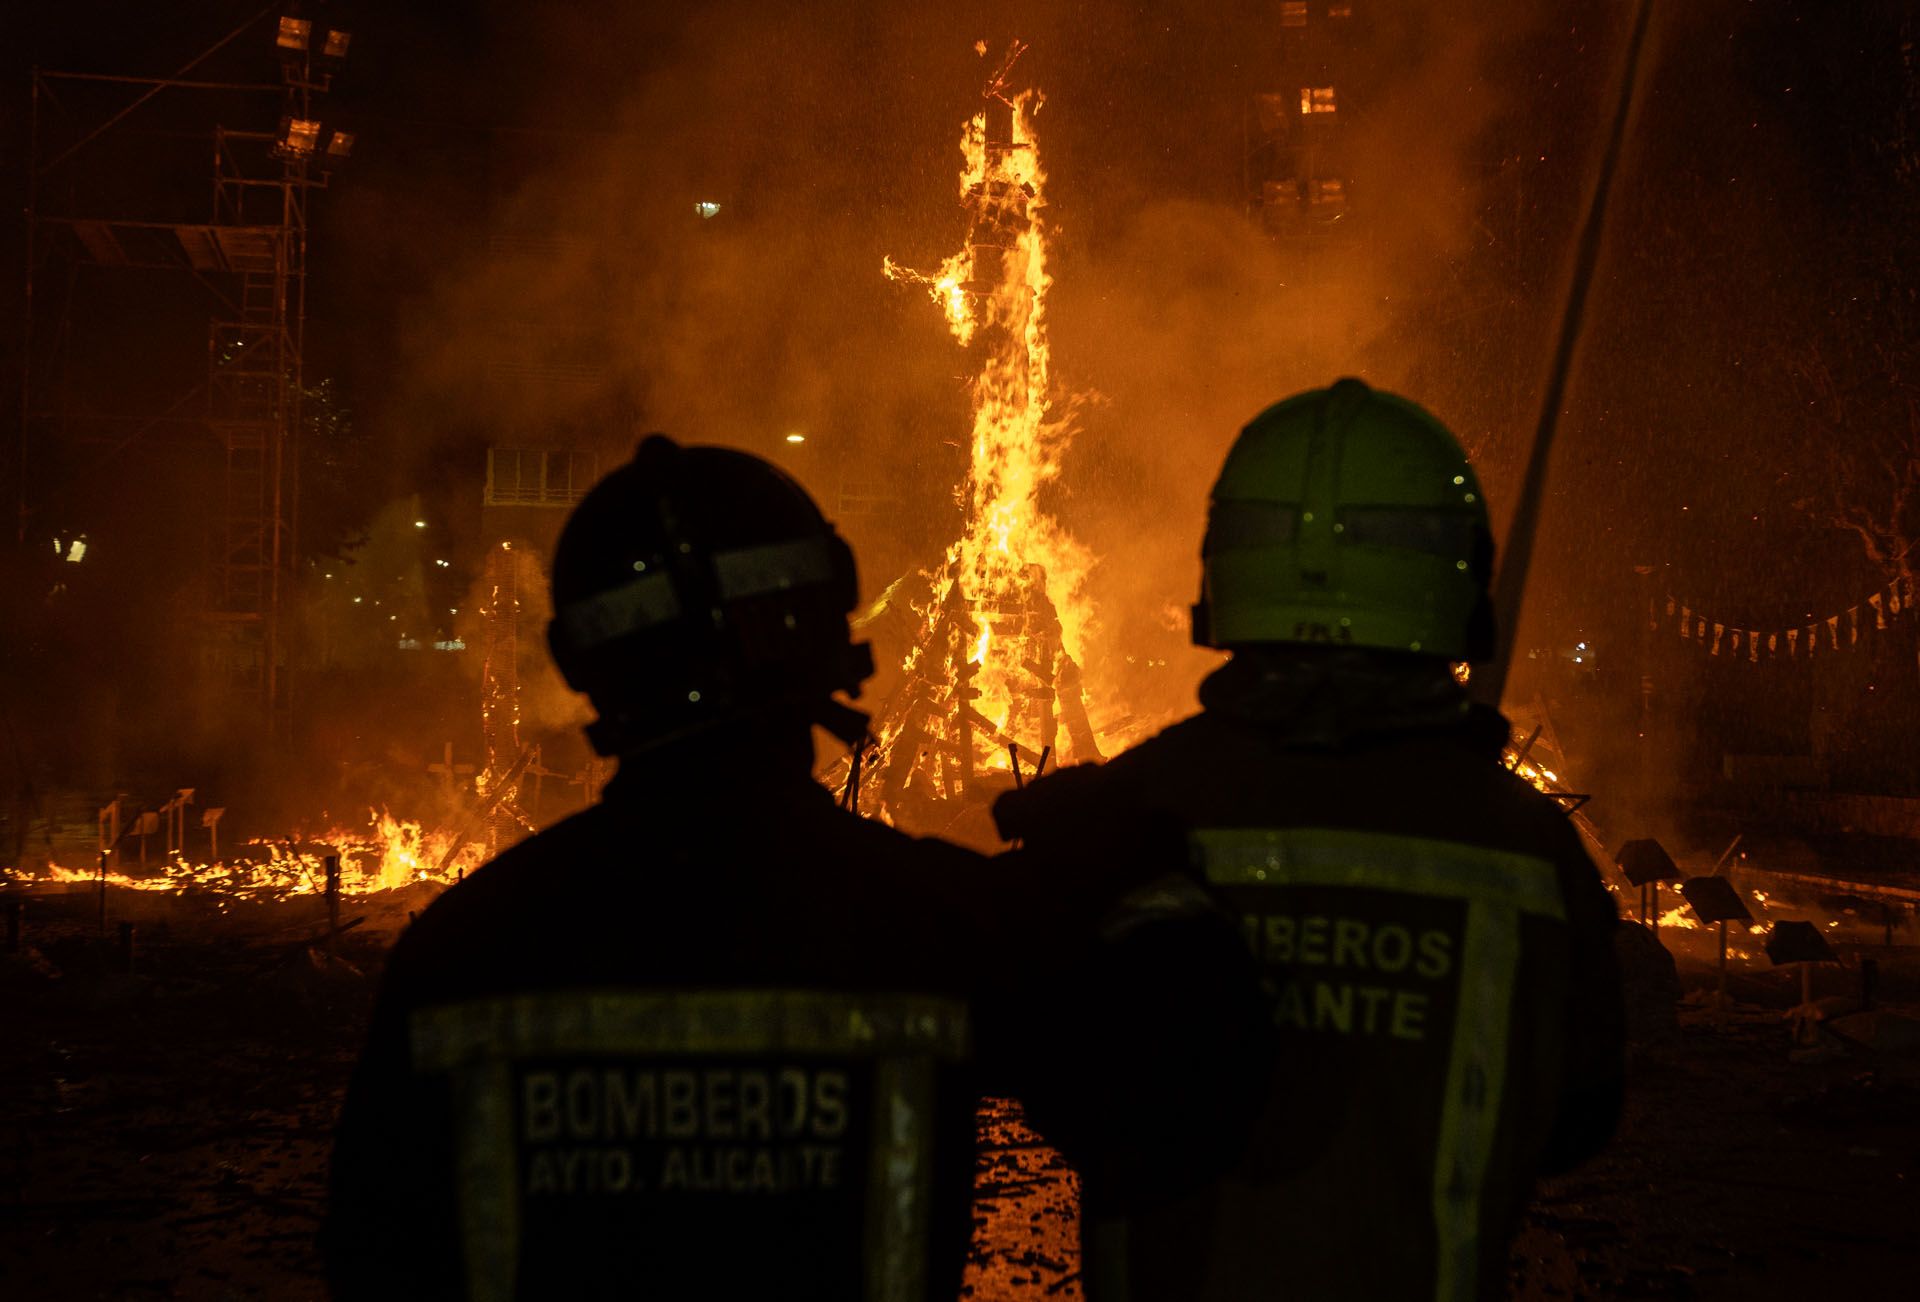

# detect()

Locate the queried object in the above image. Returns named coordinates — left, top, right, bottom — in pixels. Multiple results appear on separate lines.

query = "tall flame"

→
left=863, top=45, right=1104, bottom=818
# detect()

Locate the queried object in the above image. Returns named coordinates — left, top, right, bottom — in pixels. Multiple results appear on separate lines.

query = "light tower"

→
left=204, top=11, right=355, bottom=720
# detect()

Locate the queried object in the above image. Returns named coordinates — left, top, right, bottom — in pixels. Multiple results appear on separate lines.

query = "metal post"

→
left=18, top=71, right=40, bottom=546
left=1717, top=919, right=1727, bottom=1008
left=324, top=852, right=340, bottom=957
left=1478, top=0, right=1658, bottom=705
left=1634, top=563, right=1654, bottom=800
left=97, top=849, right=107, bottom=934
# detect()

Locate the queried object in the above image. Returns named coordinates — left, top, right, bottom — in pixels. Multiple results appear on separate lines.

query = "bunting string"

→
left=1656, top=575, right=1914, bottom=662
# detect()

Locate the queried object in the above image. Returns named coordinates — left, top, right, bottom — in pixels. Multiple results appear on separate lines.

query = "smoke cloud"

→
left=328, top=0, right=1597, bottom=746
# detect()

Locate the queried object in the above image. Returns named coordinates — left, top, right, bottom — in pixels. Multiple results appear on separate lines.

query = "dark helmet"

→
left=546, top=435, right=875, bottom=755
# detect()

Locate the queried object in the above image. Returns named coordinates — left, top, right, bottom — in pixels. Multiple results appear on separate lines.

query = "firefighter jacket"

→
left=323, top=728, right=1268, bottom=1301
left=994, top=651, right=1625, bottom=1302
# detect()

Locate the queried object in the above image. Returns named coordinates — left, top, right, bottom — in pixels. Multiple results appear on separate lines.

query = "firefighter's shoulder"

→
left=383, top=803, right=614, bottom=971
left=991, top=713, right=1207, bottom=843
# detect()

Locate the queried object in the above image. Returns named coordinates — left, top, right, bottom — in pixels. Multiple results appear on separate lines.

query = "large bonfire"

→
left=859, top=43, right=1104, bottom=827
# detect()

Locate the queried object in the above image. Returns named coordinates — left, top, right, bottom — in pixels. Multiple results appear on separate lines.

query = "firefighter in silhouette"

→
left=324, top=435, right=1269, bottom=1300
left=996, top=380, right=1625, bottom=1302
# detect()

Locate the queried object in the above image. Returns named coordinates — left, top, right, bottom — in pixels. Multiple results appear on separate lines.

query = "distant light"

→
left=435, top=558, right=449, bottom=567
left=785, top=433, right=806, bottom=444
left=695, top=201, right=722, bottom=219
left=276, top=17, right=312, bottom=51
left=414, top=519, right=428, bottom=529
left=321, top=29, right=352, bottom=60
left=66, top=539, right=87, bottom=563
left=352, top=597, right=362, bottom=604
left=51, top=538, right=61, bottom=554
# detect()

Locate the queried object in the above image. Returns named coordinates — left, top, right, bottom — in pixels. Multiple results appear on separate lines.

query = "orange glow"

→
left=37, top=808, right=484, bottom=900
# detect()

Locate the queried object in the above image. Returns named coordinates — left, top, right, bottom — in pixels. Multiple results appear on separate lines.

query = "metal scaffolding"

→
left=202, top=123, right=309, bottom=710
left=18, top=8, right=349, bottom=726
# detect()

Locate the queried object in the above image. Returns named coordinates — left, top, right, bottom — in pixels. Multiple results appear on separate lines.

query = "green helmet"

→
left=1191, top=378, right=1495, bottom=661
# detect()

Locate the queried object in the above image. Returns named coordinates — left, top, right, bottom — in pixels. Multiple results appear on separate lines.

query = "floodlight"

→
left=322, top=29, right=352, bottom=60
left=277, top=17, right=312, bottom=51
left=695, top=201, right=722, bottom=219
left=325, top=130, right=354, bottom=161
left=277, top=116, right=322, bottom=156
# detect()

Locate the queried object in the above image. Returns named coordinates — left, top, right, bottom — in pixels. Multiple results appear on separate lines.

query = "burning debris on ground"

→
left=6, top=1, right=1920, bottom=1298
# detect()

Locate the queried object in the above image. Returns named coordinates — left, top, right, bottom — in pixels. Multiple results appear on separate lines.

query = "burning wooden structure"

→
left=861, top=45, right=1105, bottom=829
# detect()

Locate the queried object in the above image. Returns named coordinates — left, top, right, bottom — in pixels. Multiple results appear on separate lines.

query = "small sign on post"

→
left=201, top=807, right=226, bottom=861
left=1681, top=875, right=1754, bottom=1014
left=98, top=797, right=122, bottom=865
left=134, top=811, right=160, bottom=867
left=1616, top=838, right=1683, bottom=937
left=427, top=742, right=475, bottom=797
left=163, top=788, right=195, bottom=857
left=1766, top=920, right=1840, bottom=1045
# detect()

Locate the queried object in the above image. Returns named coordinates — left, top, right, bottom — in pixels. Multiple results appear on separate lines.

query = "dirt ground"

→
left=3, top=885, right=1917, bottom=1300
